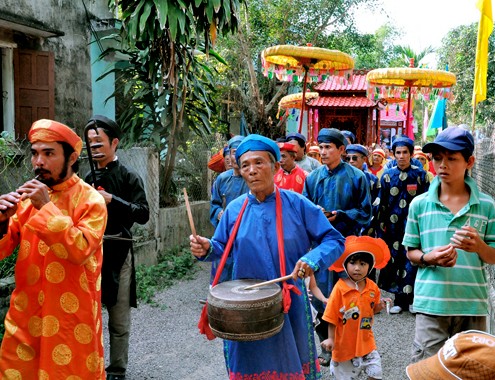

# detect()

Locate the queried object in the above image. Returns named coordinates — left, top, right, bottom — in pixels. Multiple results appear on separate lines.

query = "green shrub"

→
left=135, top=245, right=197, bottom=305
left=0, top=249, right=18, bottom=279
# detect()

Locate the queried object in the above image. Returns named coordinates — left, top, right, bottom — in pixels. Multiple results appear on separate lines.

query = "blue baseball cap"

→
left=346, top=144, right=368, bottom=156
left=235, top=134, right=281, bottom=164
left=422, top=126, right=474, bottom=155
left=285, top=132, right=306, bottom=147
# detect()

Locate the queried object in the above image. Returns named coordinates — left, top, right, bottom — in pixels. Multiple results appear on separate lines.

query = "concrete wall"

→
left=0, top=0, right=113, bottom=131
left=157, top=201, right=214, bottom=257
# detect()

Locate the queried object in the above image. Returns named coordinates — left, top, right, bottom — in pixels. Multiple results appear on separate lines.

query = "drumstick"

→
left=243, top=274, right=294, bottom=290
left=183, top=188, right=197, bottom=239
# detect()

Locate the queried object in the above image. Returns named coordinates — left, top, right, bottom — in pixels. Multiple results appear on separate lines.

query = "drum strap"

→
left=198, top=196, right=249, bottom=340
left=275, top=187, right=301, bottom=313
left=198, top=188, right=301, bottom=340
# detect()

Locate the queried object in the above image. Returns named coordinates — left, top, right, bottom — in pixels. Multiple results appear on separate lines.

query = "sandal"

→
left=318, top=356, right=330, bottom=367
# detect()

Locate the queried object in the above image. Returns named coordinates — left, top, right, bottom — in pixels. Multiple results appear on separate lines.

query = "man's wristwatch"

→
left=420, top=252, right=430, bottom=267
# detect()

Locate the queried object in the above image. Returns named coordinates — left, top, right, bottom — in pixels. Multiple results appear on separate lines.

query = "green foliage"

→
left=437, top=23, right=495, bottom=125
left=324, top=25, right=401, bottom=70
left=135, top=246, right=197, bottom=305
left=104, top=0, right=244, bottom=205
left=212, top=0, right=398, bottom=136
left=394, top=45, right=435, bottom=67
left=0, top=249, right=17, bottom=279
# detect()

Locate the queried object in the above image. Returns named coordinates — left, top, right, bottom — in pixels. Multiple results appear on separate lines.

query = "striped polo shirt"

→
left=403, top=176, right=495, bottom=316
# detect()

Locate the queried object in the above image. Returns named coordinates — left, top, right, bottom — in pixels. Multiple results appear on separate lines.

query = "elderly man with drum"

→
left=190, top=134, right=345, bottom=379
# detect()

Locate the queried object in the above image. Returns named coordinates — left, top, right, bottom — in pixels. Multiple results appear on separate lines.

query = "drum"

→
left=207, top=279, right=284, bottom=341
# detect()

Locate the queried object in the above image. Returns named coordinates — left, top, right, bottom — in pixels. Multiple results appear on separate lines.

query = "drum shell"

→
left=207, top=279, right=284, bottom=341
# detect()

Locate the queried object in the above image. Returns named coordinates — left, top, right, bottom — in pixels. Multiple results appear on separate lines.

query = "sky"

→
left=354, top=0, right=481, bottom=67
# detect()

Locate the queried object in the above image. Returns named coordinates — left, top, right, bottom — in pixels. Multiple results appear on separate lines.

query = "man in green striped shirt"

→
left=403, top=126, right=495, bottom=363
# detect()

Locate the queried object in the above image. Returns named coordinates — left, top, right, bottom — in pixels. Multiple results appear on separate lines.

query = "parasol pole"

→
left=406, top=85, right=413, bottom=138
left=297, top=68, right=309, bottom=134
left=405, top=58, right=415, bottom=138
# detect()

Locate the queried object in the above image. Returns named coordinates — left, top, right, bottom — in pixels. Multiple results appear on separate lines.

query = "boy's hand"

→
left=451, top=226, right=481, bottom=253
left=321, top=338, right=334, bottom=352
left=426, top=244, right=457, bottom=267
left=376, top=297, right=392, bottom=313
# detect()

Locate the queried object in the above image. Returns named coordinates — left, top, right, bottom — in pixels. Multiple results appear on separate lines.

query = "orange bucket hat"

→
left=330, top=236, right=390, bottom=272
left=28, top=119, right=83, bottom=156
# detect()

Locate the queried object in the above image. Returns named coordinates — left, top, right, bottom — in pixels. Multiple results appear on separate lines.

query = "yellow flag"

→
left=473, top=0, right=493, bottom=105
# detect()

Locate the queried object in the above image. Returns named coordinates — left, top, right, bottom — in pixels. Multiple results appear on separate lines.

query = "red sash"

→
left=198, top=188, right=301, bottom=340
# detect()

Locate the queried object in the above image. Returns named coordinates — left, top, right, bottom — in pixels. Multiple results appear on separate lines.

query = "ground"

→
left=103, top=261, right=416, bottom=379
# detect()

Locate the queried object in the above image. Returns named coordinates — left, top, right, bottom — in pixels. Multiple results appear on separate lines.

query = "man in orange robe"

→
left=0, top=119, right=107, bottom=379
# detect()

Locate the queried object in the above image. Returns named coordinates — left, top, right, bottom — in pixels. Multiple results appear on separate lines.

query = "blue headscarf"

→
left=235, top=134, right=281, bottom=165
left=285, top=132, right=306, bottom=148
left=341, top=130, right=356, bottom=144
left=392, top=136, right=414, bottom=153
left=346, top=144, right=368, bottom=156
left=228, top=135, right=245, bottom=149
left=317, top=128, right=347, bottom=147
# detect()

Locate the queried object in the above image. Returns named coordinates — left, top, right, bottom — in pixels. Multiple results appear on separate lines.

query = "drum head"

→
left=209, top=279, right=281, bottom=304
left=207, top=279, right=284, bottom=341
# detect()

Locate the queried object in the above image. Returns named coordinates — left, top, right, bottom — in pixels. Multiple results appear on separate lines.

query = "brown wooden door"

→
left=14, top=49, right=55, bottom=139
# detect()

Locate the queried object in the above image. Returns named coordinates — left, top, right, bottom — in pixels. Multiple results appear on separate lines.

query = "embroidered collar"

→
left=50, top=174, right=80, bottom=192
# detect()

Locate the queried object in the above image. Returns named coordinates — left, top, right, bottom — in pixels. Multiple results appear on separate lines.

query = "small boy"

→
left=403, top=126, right=495, bottom=363
left=321, top=236, right=391, bottom=380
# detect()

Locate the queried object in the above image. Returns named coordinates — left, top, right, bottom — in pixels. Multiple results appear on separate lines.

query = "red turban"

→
left=277, top=142, right=298, bottom=153
left=28, top=119, right=83, bottom=156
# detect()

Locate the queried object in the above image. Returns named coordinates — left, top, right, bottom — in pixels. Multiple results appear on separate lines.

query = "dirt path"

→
left=103, top=261, right=415, bottom=379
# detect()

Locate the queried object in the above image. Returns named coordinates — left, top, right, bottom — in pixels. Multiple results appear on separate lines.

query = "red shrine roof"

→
left=308, top=96, right=374, bottom=108
left=314, top=74, right=367, bottom=91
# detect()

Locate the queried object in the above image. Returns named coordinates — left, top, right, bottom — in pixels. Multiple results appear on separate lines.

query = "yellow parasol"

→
left=262, top=44, right=354, bottom=135
left=367, top=60, right=456, bottom=139
left=278, top=92, right=319, bottom=110
left=278, top=92, right=319, bottom=142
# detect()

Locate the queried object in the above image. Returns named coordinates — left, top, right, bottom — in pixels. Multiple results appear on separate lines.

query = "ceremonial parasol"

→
left=262, top=44, right=354, bottom=135
left=366, top=59, right=456, bottom=139
left=278, top=92, right=319, bottom=142
left=278, top=92, right=319, bottom=110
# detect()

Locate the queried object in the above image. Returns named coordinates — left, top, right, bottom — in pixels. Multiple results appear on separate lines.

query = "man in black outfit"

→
left=84, top=115, right=150, bottom=380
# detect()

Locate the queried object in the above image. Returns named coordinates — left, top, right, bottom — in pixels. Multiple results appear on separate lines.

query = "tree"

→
left=393, top=45, right=435, bottom=67
left=106, top=0, right=244, bottom=205
left=212, top=0, right=384, bottom=137
left=325, top=25, right=401, bottom=69
left=437, top=23, right=495, bottom=125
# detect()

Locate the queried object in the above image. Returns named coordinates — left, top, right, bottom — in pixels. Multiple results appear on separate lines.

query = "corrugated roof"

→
left=314, top=74, right=367, bottom=91
left=308, top=96, right=374, bottom=108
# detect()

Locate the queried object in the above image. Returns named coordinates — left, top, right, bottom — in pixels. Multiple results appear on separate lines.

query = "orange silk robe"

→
left=0, top=174, right=107, bottom=379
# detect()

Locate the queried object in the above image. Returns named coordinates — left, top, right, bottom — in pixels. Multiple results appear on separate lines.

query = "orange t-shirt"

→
left=322, top=278, right=379, bottom=362
left=0, top=174, right=107, bottom=379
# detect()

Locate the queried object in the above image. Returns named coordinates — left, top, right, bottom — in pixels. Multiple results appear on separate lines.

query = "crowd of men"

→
left=0, top=117, right=490, bottom=380
left=199, top=126, right=495, bottom=379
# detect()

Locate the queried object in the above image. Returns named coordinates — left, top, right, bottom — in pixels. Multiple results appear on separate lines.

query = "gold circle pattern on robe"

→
left=52, top=344, right=72, bottom=366
left=0, top=176, right=107, bottom=378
